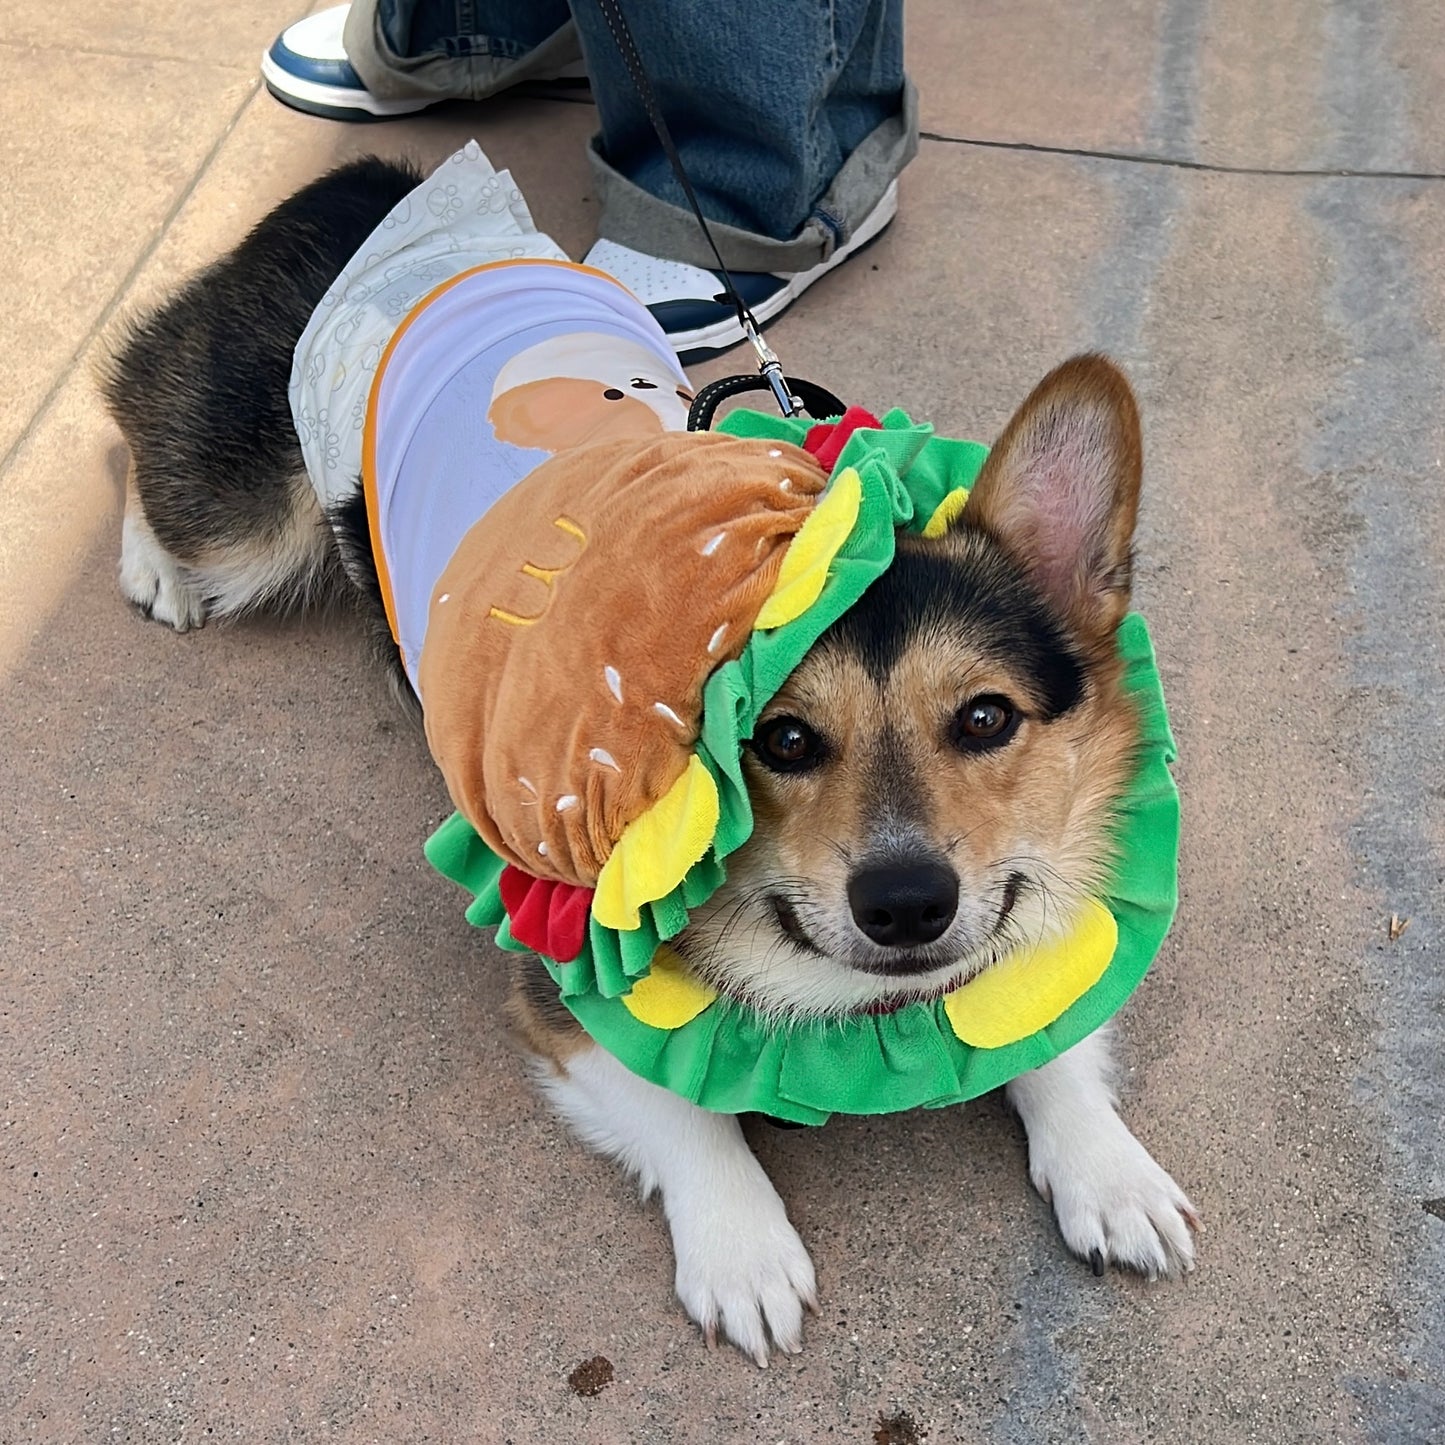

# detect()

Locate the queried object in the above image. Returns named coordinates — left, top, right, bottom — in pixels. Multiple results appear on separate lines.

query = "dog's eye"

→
left=951, top=695, right=1019, bottom=752
left=603, top=388, right=625, bottom=401
left=752, top=716, right=826, bottom=773
left=629, top=378, right=658, bottom=390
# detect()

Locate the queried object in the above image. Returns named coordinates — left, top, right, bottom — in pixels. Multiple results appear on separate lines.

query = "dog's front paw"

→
left=1028, top=1109, right=1199, bottom=1278
left=668, top=1183, right=818, bottom=1367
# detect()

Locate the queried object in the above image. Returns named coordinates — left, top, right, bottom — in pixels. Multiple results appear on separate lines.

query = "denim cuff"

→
left=587, top=79, right=918, bottom=274
left=342, top=0, right=582, bottom=102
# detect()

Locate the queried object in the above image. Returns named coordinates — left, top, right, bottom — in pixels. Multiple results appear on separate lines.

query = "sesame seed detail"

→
left=604, top=666, right=623, bottom=703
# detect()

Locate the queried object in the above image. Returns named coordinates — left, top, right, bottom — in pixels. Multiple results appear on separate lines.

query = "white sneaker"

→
left=583, top=180, right=898, bottom=361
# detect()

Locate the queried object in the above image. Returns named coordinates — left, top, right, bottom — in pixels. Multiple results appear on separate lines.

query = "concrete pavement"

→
left=2, top=2, right=1442, bottom=1440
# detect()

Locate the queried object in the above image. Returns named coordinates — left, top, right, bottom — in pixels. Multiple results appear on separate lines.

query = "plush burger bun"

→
left=417, top=431, right=828, bottom=886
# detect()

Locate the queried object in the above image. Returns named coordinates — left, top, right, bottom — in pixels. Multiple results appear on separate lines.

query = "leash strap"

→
left=593, top=0, right=815, bottom=421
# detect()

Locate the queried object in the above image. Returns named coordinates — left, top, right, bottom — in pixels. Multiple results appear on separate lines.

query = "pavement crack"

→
left=0, top=77, right=261, bottom=483
left=0, top=37, right=252, bottom=70
left=919, top=129, right=1445, bottom=182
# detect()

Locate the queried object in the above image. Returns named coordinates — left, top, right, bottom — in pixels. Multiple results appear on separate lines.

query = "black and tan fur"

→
left=100, top=158, right=423, bottom=681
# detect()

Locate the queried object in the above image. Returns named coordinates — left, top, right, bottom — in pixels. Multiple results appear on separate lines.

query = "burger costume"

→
left=292, top=144, right=1180, bottom=1126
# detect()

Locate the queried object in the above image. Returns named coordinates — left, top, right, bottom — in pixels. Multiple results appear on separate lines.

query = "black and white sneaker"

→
left=583, top=181, right=898, bottom=362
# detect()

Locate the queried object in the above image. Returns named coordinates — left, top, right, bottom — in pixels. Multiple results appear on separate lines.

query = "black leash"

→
left=593, top=0, right=843, bottom=429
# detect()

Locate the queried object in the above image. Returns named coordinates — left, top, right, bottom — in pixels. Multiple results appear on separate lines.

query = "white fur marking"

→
left=605, top=665, right=624, bottom=703
left=589, top=748, right=620, bottom=772
left=539, top=1045, right=817, bottom=1364
left=1005, top=1029, right=1198, bottom=1277
left=120, top=505, right=207, bottom=632
left=683, top=841, right=1069, bottom=1020
left=164, top=472, right=333, bottom=622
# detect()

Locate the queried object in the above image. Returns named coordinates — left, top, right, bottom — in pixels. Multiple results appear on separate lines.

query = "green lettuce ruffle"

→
left=424, top=411, right=1179, bottom=1123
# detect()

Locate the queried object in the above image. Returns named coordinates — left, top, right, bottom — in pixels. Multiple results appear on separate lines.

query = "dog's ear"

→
left=958, top=354, right=1142, bottom=643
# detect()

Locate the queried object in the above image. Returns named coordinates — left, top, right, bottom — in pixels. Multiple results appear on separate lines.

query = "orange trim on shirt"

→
left=360, top=257, right=638, bottom=650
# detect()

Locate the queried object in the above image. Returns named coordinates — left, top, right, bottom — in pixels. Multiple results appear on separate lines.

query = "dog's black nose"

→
left=847, top=862, right=958, bottom=947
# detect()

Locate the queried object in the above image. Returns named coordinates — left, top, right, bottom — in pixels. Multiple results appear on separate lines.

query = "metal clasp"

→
left=742, top=314, right=805, bottom=418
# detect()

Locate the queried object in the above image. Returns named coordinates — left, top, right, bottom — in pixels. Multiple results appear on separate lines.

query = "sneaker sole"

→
left=260, top=51, right=437, bottom=120
left=666, top=180, right=900, bottom=364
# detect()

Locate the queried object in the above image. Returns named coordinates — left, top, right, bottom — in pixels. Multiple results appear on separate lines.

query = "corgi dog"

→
left=102, top=154, right=1197, bottom=1368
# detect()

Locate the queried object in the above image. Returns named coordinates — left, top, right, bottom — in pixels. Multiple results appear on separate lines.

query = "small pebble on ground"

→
left=874, top=1409, right=926, bottom=1445
left=567, top=1355, right=615, bottom=1398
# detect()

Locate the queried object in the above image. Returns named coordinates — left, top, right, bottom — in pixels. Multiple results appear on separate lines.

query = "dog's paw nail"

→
left=804, top=1291, right=822, bottom=1317
left=673, top=1193, right=815, bottom=1364
left=703, top=1324, right=717, bottom=1351
left=1028, top=1103, right=1197, bottom=1282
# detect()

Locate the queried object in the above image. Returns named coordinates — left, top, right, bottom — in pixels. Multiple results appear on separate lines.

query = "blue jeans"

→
left=342, top=0, right=917, bottom=271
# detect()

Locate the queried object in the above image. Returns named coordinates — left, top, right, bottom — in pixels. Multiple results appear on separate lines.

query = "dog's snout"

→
left=847, top=861, right=958, bottom=948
